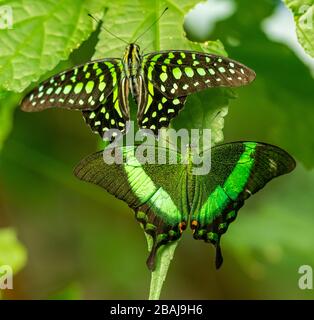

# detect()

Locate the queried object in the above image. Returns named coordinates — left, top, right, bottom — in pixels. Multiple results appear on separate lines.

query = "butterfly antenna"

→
left=134, top=7, right=168, bottom=43
left=88, top=13, right=128, bottom=45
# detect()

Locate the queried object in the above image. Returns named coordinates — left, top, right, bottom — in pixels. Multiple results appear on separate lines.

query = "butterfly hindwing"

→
left=21, top=59, right=122, bottom=112
left=74, top=146, right=188, bottom=270
left=190, top=142, right=296, bottom=268
left=137, top=75, right=187, bottom=134
left=143, top=50, right=256, bottom=99
left=82, top=78, right=129, bottom=136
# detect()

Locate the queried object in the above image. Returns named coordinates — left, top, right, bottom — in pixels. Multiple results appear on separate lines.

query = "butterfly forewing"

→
left=143, top=50, right=256, bottom=99
left=21, top=59, right=122, bottom=112
left=82, top=72, right=129, bottom=135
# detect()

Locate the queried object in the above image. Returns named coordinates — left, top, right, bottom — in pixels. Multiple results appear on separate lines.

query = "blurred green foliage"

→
left=0, top=0, right=313, bottom=299
left=0, top=228, right=27, bottom=272
left=50, top=282, right=83, bottom=300
left=0, top=91, right=21, bottom=151
left=0, top=228, right=27, bottom=299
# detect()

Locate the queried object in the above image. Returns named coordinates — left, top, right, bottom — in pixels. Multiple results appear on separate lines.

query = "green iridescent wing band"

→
left=74, top=146, right=187, bottom=270
left=190, top=142, right=296, bottom=268
left=21, top=59, right=129, bottom=134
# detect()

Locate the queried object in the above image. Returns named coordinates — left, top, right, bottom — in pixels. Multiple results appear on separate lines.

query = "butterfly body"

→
left=74, top=142, right=295, bottom=270
left=21, top=44, right=256, bottom=135
left=121, top=43, right=142, bottom=112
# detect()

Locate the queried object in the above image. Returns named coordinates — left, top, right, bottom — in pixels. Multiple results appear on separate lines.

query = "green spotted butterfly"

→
left=74, top=142, right=295, bottom=270
left=21, top=43, right=255, bottom=136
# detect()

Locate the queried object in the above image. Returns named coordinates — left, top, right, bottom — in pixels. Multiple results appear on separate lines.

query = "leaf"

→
left=0, top=0, right=106, bottom=92
left=0, top=90, right=21, bottom=151
left=0, top=228, right=27, bottom=274
left=283, top=0, right=314, bottom=57
left=172, top=88, right=235, bottom=146
left=145, top=233, right=179, bottom=300
left=93, top=0, right=227, bottom=58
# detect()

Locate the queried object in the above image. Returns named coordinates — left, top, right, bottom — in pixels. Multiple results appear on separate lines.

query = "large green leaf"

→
left=283, top=0, right=314, bottom=57
left=94, top=0, right=225, bottom=58
left=0, top=0, right=106, bottom=92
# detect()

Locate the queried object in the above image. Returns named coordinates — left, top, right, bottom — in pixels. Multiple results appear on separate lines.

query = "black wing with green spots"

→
left=21, top=46, right=255, bottom=136
left=74, top=142, right=295, bottom=270
left=21, top=59, right=129, bottom=134
left=144, top=50, right=255, bottom=98
left=138, top=50, right=255, bottom=132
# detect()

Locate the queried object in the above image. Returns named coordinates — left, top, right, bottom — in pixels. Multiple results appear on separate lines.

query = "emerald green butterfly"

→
left=74, top=142, right=295, bottom=270
left=21, top=43, right=255, bottom=136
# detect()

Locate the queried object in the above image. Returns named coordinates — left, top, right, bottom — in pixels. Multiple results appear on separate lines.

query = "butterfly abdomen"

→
left=122, top=43, right=146, bottom=107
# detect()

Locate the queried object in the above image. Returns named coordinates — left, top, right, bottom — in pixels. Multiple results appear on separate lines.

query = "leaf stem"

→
left=146, top=233, right=179, bottom=300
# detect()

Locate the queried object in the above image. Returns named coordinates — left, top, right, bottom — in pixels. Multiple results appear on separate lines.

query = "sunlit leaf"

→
left=0, top=0, right=106, bottom=92
left=94, top=0, right=226, bottom=58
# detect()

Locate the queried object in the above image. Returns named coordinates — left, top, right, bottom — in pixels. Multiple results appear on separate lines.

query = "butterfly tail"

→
left=146, top=241, right=159, bottom=271
left=215, top=243, right=223, bottom=269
